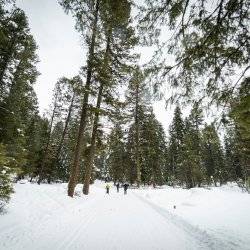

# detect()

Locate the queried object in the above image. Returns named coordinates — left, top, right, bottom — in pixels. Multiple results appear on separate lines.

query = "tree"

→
left=0, top=7, right=37, bottom=100
left=180, top=104, right=205, bottom=188
left=0, top=143, right=16, bottom=212
left=126, top=67, right=150, bottom=187
left=224, top=127, right=242, bottom=182
left=53, top=76, right=83, bottom=177
left=201, top=124, right=226, bottom=185
left=38, top=79, right=63, bottom=184
left=82, top=0, right=138, bottom=195
left=140, top=110, right=166, bottom=187
left=168, top=105, right=185, bottom=185
left=107, top=124, right=126, bottom=183
left=126, top=105, right=166, bottom=186
left=138, top=0, right=250, bottom=106
left=26, top=115, right=51, bottom=181
left=229, top=77, right=250, bottom=189
left=60, top=0, right=101, bottom=197
left=0, top=6, right=40, bottom=180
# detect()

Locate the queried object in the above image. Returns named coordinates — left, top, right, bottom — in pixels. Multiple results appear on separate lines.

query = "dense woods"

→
left=0, top=0, right=249, bottom=210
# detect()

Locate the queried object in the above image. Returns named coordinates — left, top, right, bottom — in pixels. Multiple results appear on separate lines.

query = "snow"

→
left=0, top=181, right=249, bottom=250
left=133, top=183, right=250, bottom=250
left=18, top=179, right=29, bottom=184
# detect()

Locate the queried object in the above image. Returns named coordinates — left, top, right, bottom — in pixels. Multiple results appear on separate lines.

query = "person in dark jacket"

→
left=116, top=183, right=120, bottom=193
left=106, top=183, right=110, bottom=194
left=123, top=182, right=129, bottom=195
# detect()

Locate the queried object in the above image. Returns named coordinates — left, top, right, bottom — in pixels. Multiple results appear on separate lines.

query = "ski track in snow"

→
left=132, top=192, right=230, bottom=250
left=0, top=183, right=248, bottom=250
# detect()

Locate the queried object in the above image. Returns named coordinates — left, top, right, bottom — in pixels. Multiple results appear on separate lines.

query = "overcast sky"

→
left=16, top=0, right=173, bottom=133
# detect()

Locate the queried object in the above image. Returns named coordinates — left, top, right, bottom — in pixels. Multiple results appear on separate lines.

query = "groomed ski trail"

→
left=0, top=183, right=231, bottom=250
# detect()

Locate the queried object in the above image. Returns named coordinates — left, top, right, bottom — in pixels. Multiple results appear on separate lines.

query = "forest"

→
left=0, top=0, right=249, bottom=211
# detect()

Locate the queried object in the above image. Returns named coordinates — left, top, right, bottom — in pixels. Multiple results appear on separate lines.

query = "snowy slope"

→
left=0, top=181, right=249, bottom=250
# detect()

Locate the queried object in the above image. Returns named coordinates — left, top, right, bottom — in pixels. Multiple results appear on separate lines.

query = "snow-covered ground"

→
left=0, top=181, right=249, bottom=250
left=133, top=183, right=250, bottom=250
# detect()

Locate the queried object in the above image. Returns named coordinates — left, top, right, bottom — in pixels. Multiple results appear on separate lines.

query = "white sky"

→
left=15, top=0, right=174, bottom=133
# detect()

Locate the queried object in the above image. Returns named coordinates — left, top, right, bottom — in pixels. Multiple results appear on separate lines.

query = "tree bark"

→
left=67, top=0, right=100, bottom=197
left=82, top=33, right=111, bottom=195
left=82, top=82, right=104, bottom=195
left=135, top=81, right=141, bottom=187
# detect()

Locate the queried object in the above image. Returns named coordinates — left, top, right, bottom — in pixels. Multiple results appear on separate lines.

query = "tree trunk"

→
left=67, top=0, right=100, bottom=197
left=152, top=172, right=156, bottom=188
left=135, top=81, right=141, bottom=187
left=82, top=33, right=111, bottom=195
left=82, top=83, right=104, bottom=195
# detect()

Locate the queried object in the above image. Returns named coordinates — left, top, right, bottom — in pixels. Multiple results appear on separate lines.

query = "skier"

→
left=116, top=183, right=120, bottom=193
left=106, top=183, right=110, bottom=194
left=123, top=182, right=129, bottom=195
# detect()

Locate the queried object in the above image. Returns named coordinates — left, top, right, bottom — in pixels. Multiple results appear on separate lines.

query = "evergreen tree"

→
left=60, top=0, right=101, bottom=197
left=126, top=67, right=150, bottom=187
left=126, top=106, right=166, bottom=186
left=22, top=114, right=45, bottom=179
left=50, top=76, right=83, bottom=182
left=138, top=0, right=250, bottom=106
left=0, top=7, right=38, bottom=99
left=27, top=116, right=50, bottom=181
left=38, top=79, right=63, bottom=184
left=0, top=5, right=40, bottom=180
left=140, top=110, right=166, bottom=187
left=82, top=0, right=137, bottom=195
left=168, top=105, right=185, bottom=185
left=224, top=127, right=243, bottom=182
left=229, top=77, right=250, bottom=189
left=107, top=124, right=126, bottom=183
left=0, top=143, right=16, bottom=211
left=180, top=104, right=205, bottom=188
left=58, top=117, right=80, bottom=182
left=201, top=124, right=226, bottom=186
left=38, top=76, right=83, bottom=183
